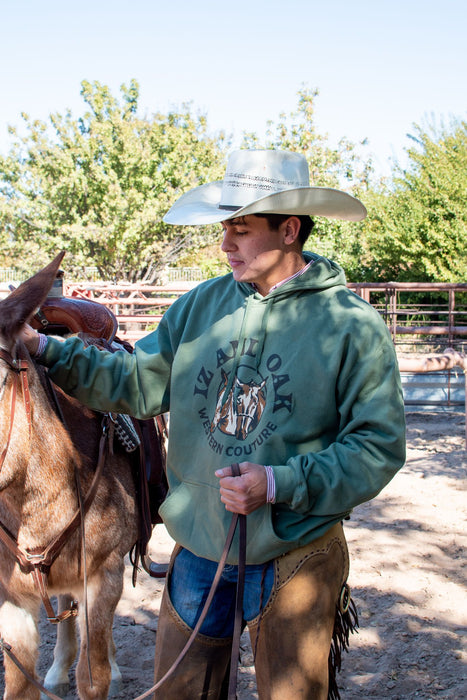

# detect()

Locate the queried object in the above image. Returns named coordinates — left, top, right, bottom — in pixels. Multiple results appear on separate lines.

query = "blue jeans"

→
left=169, top=547, right=275, bottom=638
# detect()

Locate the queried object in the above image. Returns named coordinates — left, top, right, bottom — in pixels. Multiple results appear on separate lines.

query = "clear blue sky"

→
left=1, top=0, right=466, bottom=178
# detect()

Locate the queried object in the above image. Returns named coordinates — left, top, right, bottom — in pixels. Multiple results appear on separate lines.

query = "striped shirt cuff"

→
left=264, top=465, right=276, bottom=504
left=35, top=333, right=49, bottom=358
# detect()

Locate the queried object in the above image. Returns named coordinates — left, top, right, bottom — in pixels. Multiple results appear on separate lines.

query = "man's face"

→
left=220, top=215, right=296, bottom=296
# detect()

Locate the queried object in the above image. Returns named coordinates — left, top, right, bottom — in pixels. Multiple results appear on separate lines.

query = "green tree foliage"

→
left=241, top=87, right=374, bottom=279
left=360, top=119, right=467, bottom=282
left=0, top=80, right=226, bottom=282
left=3, top=80, right=465, bottom=287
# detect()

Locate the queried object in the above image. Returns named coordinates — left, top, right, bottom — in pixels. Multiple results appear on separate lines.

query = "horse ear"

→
left=0, top=252, right=66, bottom=338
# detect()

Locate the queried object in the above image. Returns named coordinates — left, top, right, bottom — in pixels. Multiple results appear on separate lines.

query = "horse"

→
left=0, top=254, right=140, bottom=699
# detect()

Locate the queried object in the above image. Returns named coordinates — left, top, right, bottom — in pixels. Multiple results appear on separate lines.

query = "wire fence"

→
left=165, top=267, right=204, bottom=282
left=0, top=269, right=22, bottom=283
left=0, top=266, right=205, bottom=285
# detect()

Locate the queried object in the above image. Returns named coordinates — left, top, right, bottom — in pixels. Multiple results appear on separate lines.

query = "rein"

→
left=228, top=462, right=247, bottom=699
left=0, top=348, right=31, bottom=470
left=2, top=500, right=247, bottom=700
left=0, top=639, right=64, bottom=700
left=0, top=412, right=110, bottom=623
left=133, top=463, right=247, bottom=700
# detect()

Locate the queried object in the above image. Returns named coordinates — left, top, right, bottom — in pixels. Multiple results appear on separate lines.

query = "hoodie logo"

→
left=194, top=339, right=293, bottom=457
left=211, top=368, right=267, bottom=440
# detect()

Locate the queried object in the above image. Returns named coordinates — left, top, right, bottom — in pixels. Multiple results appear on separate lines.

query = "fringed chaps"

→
left=249, top=522, right=357, bottom=700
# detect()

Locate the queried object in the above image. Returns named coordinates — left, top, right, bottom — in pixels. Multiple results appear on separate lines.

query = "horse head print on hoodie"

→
left=210, top=367, right=267, bottom=440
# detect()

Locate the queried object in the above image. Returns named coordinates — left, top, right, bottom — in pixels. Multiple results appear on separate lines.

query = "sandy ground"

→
left=1, top=410, right=466, bottom=699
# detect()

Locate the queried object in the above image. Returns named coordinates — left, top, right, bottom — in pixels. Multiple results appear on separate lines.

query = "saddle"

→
left=33, top=285, right=168, bottom=580
left=31, top=295, right=118, bottom=342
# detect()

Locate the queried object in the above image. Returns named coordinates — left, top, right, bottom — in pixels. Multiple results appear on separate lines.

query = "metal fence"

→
left=348, top=282, right=467, bottom=353
left=3, top=269, right=466, bottom=414
left=0, top=269, right=24, bottom=284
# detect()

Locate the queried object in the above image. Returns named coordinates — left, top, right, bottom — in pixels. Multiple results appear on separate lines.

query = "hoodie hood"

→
left=237, top=252, right=347, bottom=300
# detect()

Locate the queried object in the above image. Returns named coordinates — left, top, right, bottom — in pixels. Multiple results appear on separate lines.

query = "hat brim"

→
left=163, top=181, right=367, bottom=225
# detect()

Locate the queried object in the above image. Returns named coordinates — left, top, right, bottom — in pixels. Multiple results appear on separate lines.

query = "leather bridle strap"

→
left=2, top=454, right=248, bottom=700
left=0, top=367, right=17, bottom=470
left=133, top=464, right=247, bottom=700
left=0, top=349, right=31, bottom=470
left=133, top=513, right=239, bottom=699
left=227, top=462, right=247, bottom=700
left=0, top=415, right=110, bottom=623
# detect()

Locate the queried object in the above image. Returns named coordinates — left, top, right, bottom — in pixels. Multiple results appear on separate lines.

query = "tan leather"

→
left=273, top=522, right=349, bottom=592
left=153, top=582, right=232, bottom=699
left=249, top=523, right=349, bottom=700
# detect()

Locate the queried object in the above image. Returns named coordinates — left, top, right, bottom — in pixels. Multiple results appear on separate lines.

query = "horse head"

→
left=234, top=376, right=267, bottom=439
left=211, top=369, right=267, bottom=440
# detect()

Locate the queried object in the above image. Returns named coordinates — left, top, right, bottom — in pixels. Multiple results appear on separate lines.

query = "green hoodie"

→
left=40, top=253, right=406, bottom=564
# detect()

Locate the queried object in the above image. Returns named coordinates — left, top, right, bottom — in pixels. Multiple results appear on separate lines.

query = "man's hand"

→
left=215, top=462, right=268, bottom=515
left=19, top=324, right=41, bottom=355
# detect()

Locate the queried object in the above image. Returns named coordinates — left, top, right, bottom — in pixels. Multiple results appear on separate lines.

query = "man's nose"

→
left=221, top=230, right=236, bottom=252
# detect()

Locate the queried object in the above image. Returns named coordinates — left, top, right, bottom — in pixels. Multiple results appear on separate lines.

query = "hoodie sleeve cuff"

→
left=272, top=463, right=301, bottom=505
left=37, top=334, right=68, bottom=365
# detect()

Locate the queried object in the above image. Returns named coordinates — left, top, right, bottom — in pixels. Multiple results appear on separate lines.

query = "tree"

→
left=0, top=80, right=227, bottom=282
left=360, top=118, right=467, bottom=282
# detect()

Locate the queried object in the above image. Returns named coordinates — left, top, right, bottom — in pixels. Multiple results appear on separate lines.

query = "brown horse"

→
left=0, top=254, right=139, bottom=699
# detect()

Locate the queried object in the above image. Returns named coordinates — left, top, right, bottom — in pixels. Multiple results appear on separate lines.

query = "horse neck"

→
left=0, top=364, right=80, bottom=502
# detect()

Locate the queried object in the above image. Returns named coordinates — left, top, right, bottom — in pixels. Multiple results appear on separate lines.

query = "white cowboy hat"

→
left=163, top=149, right=367, bottom=225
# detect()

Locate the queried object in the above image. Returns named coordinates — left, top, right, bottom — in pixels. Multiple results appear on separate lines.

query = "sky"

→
left=1, top=0, right=466, bottom=179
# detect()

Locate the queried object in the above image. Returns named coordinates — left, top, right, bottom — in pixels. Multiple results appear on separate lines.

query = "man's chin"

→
left=232, top=271, right=252, bottom=285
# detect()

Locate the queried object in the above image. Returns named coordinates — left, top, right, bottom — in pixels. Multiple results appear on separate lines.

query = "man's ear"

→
left=282, top=216, right=301, bottom=245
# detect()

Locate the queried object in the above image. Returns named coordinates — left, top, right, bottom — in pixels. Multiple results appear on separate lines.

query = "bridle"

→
left=0, top=346, right=31, bottom=471
left=0, top=344, right=108, bottom=624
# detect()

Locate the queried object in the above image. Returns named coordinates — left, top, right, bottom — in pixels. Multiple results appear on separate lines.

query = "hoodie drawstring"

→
left=220, top=293, right=274, bottom=405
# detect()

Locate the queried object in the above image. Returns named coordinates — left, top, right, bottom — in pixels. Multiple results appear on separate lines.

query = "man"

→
left=23, top=149, right=406, bottom=699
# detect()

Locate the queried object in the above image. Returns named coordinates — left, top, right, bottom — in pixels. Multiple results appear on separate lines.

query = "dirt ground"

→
left=1, top=410, right=466, bottom=699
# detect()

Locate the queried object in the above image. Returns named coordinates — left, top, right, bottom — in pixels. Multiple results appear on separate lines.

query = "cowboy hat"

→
left=163, top=149, right=367, bottom=225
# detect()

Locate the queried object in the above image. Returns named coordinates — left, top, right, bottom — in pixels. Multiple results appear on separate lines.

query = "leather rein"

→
left=133, top=464, right=246, bottom=700
left=0, top=346, right=109, bottom=624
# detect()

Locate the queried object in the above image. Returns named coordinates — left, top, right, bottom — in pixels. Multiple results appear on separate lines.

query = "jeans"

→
left=169, top=547, right=274, bottom=638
